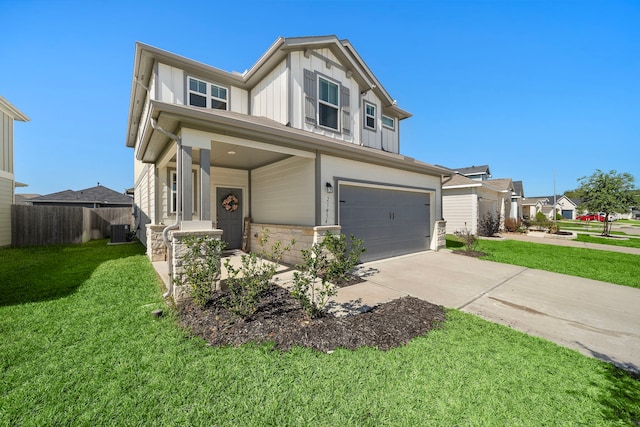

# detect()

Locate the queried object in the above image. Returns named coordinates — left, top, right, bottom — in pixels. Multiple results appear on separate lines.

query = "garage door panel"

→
left=339, top=185, right=430, bottom=262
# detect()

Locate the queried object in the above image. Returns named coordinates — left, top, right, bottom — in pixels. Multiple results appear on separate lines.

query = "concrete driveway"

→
left=333, top=251, right=640, bottom=373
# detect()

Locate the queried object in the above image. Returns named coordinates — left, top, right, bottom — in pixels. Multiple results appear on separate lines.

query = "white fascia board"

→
left=0, top=96, right=29, bottom=121
left=443, top=183, right=483, bottom=189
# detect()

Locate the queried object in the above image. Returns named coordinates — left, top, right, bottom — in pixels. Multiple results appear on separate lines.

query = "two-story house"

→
left=126, top=36, right=450, bottom=300
left=0, top=96, right=29, bottom=247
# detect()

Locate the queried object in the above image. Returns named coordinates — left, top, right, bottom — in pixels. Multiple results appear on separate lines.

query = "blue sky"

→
left=2, top=0, right=638, bottom=197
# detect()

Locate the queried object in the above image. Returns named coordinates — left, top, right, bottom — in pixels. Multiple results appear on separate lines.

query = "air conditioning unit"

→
left=110, top=224, right=131, bottom=244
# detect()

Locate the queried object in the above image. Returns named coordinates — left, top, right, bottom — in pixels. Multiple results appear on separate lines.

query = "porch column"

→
left=200, top=148, right=211, bottom=221
left=181, top=145, right=193, bottom=222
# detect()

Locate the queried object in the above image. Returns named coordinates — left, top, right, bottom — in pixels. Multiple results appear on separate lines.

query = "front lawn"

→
left=1, top=241, right=639, bottom=425
left=448, top=236, right=640, bottom=288
left=576, top=233, right=640, bottom=249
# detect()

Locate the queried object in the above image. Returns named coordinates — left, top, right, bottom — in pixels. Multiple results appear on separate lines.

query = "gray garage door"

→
left=339, top=185, right=430, bottom=263
left=561, top=210, right=572, bottom=219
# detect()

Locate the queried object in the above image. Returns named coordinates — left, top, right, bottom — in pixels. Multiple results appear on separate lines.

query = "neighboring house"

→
left=126, top=35, right=450, bottom=277
left=14, top=193, right=40, bottom=205
left=28, top=185, right=133, bottom=208
left=442, top=173, right=515, bottom=235
left=522, top=194, right=577, bottom=220
left=0, top=96, right=29, bottom=247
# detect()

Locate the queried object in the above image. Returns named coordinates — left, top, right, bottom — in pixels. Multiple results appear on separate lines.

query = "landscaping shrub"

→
left=478, top=211, right=501, bottom=237
left=224, top=230, right=292, bottom=318
left=292, top=233, right=365, bottom=318
left=177, top=236, right=226, bottom=307
left=503, top=218, right=522, bottom=233
left=453, top=223, right=478, bottom=253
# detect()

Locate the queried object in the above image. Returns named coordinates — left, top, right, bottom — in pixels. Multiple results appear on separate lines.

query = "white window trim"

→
left=382, top=115, right=395, bottom=130
left=187, top=76, right=228, bottom=110
left=170, top=170, right=197, bottom=214
left=364, top=101, right=376, bottom=131
left=317, top=76, right=340, bottom=131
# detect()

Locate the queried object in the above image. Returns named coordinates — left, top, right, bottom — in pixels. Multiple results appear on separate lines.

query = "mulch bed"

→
left=451, top=249, right=488, bottom=258
left=178, top=283, right=446, bottom=352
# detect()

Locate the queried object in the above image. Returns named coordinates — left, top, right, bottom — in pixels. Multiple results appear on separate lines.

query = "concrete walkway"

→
left=329, top=250, right=640, bottom=374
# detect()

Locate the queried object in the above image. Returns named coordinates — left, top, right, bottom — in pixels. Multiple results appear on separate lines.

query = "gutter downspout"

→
left=151, top=119, right=182, bottom=298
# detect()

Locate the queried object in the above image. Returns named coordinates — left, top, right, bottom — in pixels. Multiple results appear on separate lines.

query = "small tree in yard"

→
left=454, top=223, right=478, bottom=253
left=576, top=170, right=639, bottom=236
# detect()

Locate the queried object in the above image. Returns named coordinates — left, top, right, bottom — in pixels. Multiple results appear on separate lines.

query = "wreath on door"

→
left=221, top=193, right=239, bottom=212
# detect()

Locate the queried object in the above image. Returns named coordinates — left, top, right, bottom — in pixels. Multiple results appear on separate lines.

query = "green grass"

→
left=448, top=236, right=640, bottom=288
left=576, top=233, right=640, bottom=249
left=2, top=241, right=640, bottom=425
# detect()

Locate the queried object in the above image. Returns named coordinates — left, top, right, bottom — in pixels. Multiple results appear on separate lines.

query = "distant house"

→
left=14, top=193, right=40, bottom=205
left=28, top=185, right=132, bottom=208
left=125, top=35, right=450, bottom=276
left=0, top=96, right=29, bottom=247
left=442, top=173, right=515, bottom=235
left=522, top=195, right=577, bottom=220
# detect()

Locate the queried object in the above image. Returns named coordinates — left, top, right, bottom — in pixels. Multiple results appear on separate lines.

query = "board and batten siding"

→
left=251, top=60, right=288, bottom=124
left=289, top=50, right=357, bottom=144
left=251, top=157, right=315, bottom=226
left=381, top=121, right=399, bottom=154
left=1, top=111, right=14, bottom=173
left=0, top=177, right=12, bottom=246
left=442, top=189, right=477, bottom=235
left=320, top=154, right=441, bottom=227
left=156, top=63, right=184, bottom=104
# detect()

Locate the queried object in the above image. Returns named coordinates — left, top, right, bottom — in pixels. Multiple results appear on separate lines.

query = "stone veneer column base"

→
left=170, top=229, right=223, bottom=306
left=146, top=224, right=168, bottom=261
left=436, top=220, right=447, bottom=251
left=249, top=224, right=341, bottom=266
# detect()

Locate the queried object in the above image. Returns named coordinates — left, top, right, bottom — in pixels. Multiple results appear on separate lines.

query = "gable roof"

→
left=0, top=96, right=29, bottom=122
left=29, top=185, right=132, bottom=205
left=523, top=194, right=577, bottom=207
left=443, top=174, right=512, bottom=193
left=127, top=36, right=411, bottom=149
left=486, top=178, right=514, bottom=192
left=453, top=165, right=491, bottom=177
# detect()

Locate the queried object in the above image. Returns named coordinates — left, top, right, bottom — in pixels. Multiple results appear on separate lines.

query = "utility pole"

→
left=553, top=169, right=557, bottom=226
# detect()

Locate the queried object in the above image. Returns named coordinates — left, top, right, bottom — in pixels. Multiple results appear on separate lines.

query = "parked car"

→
left=577, top=213, right=615, bottom=222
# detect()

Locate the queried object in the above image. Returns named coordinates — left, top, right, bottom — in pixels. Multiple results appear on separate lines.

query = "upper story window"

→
left=364, top=102, right=376, bottom=130
left=188, top=77, right=227, bottom=110
left=318, top=77, right=339, bottom=130
left=304, top=69, right=351, bottom=135
left=382, top=115, right=395, bottom=130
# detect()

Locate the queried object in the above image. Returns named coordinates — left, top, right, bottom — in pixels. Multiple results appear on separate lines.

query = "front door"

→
left=216, top=187, right=243, bottom=249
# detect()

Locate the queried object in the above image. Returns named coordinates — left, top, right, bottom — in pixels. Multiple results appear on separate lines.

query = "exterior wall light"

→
left=326, top=182, right=334, bottom=193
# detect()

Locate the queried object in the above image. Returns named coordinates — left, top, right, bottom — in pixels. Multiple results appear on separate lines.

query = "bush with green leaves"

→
left=454, top=224, right=478, bottom=253
left=478, top=211, right=502, bottom=237
left=291, top=233, right=365, bottom=318
left=176, top=236, right=227, bottom=307
left=224, top=231, right=292, bottom=319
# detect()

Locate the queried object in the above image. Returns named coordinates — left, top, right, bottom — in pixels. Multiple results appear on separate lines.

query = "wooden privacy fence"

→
left=11, top=205, right=133, bottom=247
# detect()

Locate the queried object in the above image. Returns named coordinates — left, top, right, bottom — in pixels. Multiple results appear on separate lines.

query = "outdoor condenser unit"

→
left=110, top=224, right=130, bottom=244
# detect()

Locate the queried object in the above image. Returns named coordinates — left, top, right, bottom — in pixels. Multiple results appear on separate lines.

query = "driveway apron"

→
left=351, top=251, right=640, bottom=373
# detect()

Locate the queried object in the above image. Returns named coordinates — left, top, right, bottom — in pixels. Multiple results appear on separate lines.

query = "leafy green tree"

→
left=576, top=170, right=638, bottom=236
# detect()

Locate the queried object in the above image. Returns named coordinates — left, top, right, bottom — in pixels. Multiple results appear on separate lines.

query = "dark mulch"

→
left=178, top=283, right=446, bottom=352
left=451, top=249, right=488, bottom=258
